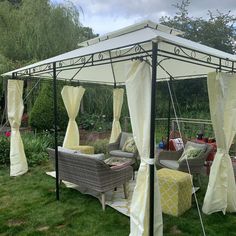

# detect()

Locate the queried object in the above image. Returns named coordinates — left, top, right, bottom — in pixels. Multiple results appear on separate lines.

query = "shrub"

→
left=0, top=135, right=10, bottom=166
left=79, top=113, right=111, bottom=131
left=22, top=132, right=54, bottom=167
left=29, top=82, right=68, bottom=131
left=89, top=138, right=109, bottom=154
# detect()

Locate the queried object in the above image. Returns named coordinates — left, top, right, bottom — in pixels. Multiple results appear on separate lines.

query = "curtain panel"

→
left=7, top=80, right=28, bottom=176
left=126, top=61, right=163, bottom=236
left=109, top=88, right=124, bottom=143
left=61, top=86, right=85, bottom=148
left=203, top=72, right=236, bottom=214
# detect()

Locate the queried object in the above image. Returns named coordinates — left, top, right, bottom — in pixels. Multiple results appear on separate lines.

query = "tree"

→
left=156, top=0, right=236, bottom=120
left=160, top=0, right=236, bottom=53
left=29, top=81, right=68, bottom=131
left=0, top=0, right=95, bottom=64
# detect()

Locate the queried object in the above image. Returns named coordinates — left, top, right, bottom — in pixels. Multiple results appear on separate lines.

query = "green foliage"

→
left=90, top=138, right=109, bottom=154
left=0, top=135, right=10, bottom=165
left=160, top=0, right=236, bottom=53
left=0, top=0, right=95, bottom=67
left=82, top=85, right=113, bottom=120
left=79, top=113, right=111, bottom=131
left=157, top=0, right=236, bottom=119
left=29, top=81, right=68, bottom=131
left=22, top=132, right=54, bottom=166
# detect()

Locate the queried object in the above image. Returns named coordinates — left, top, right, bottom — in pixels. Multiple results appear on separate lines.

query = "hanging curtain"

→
left=202, top=72, right=236, bottom=214
left=7, top=80, right=28, bottom=176
left=126, top=61, right=163, bottom=236
left=109, top=88, right=124, bottom=143
left=61, top=86, right=85, bottom=148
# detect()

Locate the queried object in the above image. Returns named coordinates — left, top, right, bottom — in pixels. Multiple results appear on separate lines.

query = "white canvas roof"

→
left=2, top=20, right=236, bottom=84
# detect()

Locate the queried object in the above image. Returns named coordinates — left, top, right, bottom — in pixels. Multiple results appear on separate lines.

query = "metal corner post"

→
left=167, top=77, right=172, bottom=150
left=149, top=41, right=158, bottom=236
left=53, top=62, right=60, bottom=200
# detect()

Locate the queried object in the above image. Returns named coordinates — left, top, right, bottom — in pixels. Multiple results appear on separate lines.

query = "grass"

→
left=0, top=162, right=236, bottom=236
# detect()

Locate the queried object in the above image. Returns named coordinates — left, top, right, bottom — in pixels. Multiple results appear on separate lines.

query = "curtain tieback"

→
left=11, top=127, right=19, bottom=132
left=142, top=158, right=155, bottom=165
left=217, top=148, right=229, bottom=156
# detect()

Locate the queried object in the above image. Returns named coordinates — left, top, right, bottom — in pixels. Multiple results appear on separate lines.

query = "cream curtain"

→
left=61, top=86, right=85, bottom=148
left=126, top=61, right=163, bottom=236
left=7, top=80, right=28, bottom=176
left=202, top=72, right=236, bottom=214
left=109, top=88, right=124, bottom=143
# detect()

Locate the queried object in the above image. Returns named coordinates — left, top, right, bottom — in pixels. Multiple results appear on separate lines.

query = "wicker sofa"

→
left=47, top=148, right=133, bottom=210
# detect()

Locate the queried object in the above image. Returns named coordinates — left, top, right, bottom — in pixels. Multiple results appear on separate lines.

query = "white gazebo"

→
left=2, top=20, right=236, bottom=236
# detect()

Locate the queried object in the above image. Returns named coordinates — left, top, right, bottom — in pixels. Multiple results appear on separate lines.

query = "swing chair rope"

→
left=166, top=79, right=206, bottom=236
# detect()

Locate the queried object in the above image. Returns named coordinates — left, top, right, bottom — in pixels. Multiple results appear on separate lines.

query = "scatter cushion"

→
left=58, top=146, right=80, bottom=154
left=110, top=150, right=135, bottom=158
left=79, top=153, right=105, bottom=161
left=122, top=137, right=137, bottom=153
left=169, top=138, right=184, bottom=151
left=67, top=145, right=94, bottom=154
left=178, top=141, right=206, bottom=163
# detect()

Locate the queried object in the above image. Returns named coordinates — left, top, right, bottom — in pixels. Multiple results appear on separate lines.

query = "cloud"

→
left=54, top=0, right=236, bottom=34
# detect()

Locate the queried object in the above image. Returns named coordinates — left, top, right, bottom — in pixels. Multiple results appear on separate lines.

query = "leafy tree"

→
left=29, top=81, right=68, bottom=131
left=0, top=0, right=95, bottom=63
left=157, top=0, right=236, bottom=120
left=160, top=0, right=236, bottom=53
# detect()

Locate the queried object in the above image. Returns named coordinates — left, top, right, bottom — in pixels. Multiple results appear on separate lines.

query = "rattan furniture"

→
left=47, top=148, right=133, bottom=210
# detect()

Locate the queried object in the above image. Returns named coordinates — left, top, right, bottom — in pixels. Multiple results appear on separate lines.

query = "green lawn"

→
left=0, top=162, right=236, bottom=236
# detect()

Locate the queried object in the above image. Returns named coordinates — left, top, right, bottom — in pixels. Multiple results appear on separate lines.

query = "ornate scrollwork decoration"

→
left=115, top=49, right=122, bottom=57
left=207, top=56, right=211, bottom=63
left=190, top=50, right=196, bottom=58
left=98, top=53, right=104, bottom=60
left=135, top=45, right=141, bottom=53
left=81, top=57, right=86, bottom=63
left=174, top=47, right=180, bottom=55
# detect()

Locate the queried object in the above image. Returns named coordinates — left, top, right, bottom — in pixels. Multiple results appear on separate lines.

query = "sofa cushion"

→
left=110, top=150, right=135, bottom=158
left=159, top=160, right=179, bottom=170
left=178, top=141, right=206, bottom=163
left=122, top=137, right=137, bottom=153
left=58, top=146, right=80, bottom=155
left=119, top=132, right=133, bottom=150
left=79, top=153, right=105, bottom=161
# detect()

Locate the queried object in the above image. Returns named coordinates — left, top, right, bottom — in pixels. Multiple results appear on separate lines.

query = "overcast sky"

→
left=53, top=0, right=236, bottom=35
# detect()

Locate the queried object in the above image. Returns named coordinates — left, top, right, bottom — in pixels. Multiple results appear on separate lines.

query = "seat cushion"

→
left=110, top=150, right=135, bottom=158
left=178, top=141, right=207, bottom=163
left=67, top=145, right=94, bottom=154
left=122, top=137, right=137, bottom=153
left=79, top=153, right=105, bottom=161
left=159, top=160, right=179, bottom=170
left=58, top=146, right=80, bottom=154
left=119, top=132, right=133, bottom=150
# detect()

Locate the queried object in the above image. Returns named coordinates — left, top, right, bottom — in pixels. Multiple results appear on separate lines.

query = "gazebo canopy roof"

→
left=2, top=20, right=236, bottom=85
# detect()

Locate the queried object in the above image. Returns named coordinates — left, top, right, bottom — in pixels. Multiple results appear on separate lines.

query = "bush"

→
left=29, top=82, right=68, bottom=131
left=89, top=138, right=109, bottom=154
left=79, top=113, right=111, bottom=131
left=0, top=135, right=10, bottom=166
left=22, top=132, right=54, bottom=167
